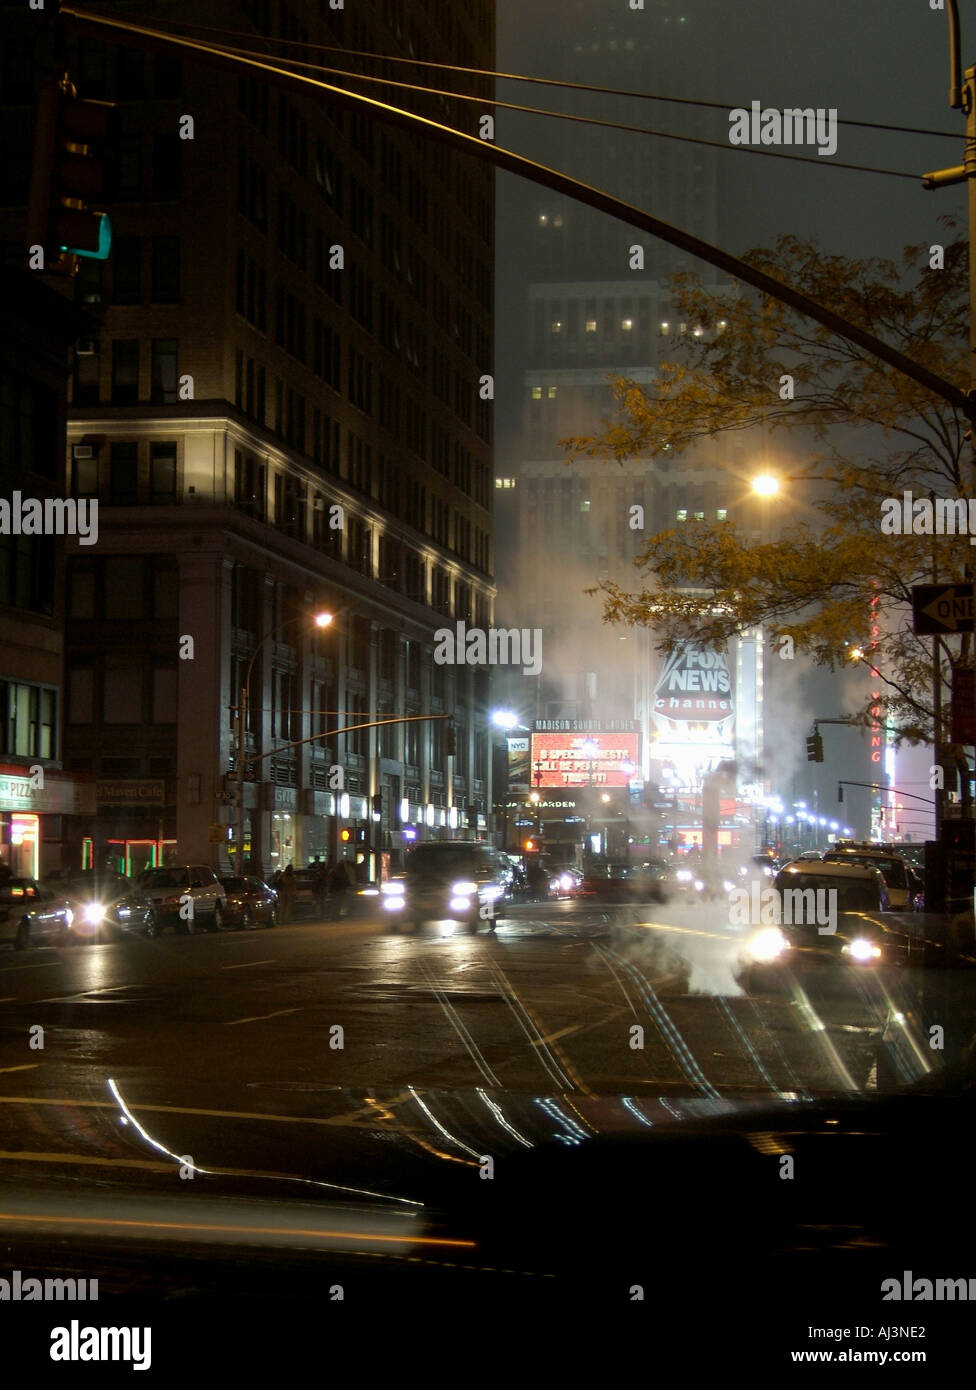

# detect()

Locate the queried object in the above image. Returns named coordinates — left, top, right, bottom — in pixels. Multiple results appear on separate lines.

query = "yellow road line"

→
left=224, top=1008, right=301, bottom=1026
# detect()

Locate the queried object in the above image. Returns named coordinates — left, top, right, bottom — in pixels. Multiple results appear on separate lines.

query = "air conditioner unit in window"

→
left=72, top=445, right=94, bottom=460
left=75, top=339, right=96, bottom=356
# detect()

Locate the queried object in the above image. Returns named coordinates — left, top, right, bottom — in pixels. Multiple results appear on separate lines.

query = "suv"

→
left=821, top=842, right=916, bottom=911
left=137, top=864, right=226, bottom=935
left=381, top=841, right=508, bottom=933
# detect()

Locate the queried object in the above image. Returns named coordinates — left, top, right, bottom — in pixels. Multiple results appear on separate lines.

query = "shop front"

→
left=0, top=765, right=97, bottom=878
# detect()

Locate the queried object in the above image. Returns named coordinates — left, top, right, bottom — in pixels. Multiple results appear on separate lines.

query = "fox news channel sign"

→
left=530, top=721, right=640, bottom=788
left=651, top=644, right=735, bottom=773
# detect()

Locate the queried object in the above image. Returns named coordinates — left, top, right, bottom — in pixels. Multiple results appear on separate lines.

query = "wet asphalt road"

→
left=0, top=896, right=930, bottom=1123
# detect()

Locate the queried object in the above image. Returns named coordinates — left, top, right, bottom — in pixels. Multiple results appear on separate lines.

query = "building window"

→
left=585, top=319, right=597, bottom=333
left=150, top=339, right=178, bottom=404
left=0, top=682, right=57, bottom=760
left=531, top=385, right=542, bottom=400
left=111, top=339, right=139, bottom=404
left=109, top=442, right=139, bottom=505
left=151, top=133, right=181, bottom=199
left=149, top=443, right=177, bottom=503
left=104, top=557, right=145, bottom=621
left=694, top=510, right=705, bottom=521
left=151, top=237, right=180, bottom=301
left=716, top=508, right=728, bottom=521
left=73, top=342, right=100, bottom=406
left=547, top=386, right=557, bottom=399
left=103, top=654, right=143, bottom=723
left=111, top=236, right=141, bottom=304
left=676, top=509, right=688, bottom=521
left=67, top=664, right=94, bottom=724
left=0, top=536, right=54, bottom=615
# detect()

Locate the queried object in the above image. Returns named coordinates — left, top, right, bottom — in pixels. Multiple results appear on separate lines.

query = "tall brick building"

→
left=1, top=0, right=496, bottom=877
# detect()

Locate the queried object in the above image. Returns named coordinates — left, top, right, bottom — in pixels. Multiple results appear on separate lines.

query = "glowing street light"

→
left=751, top=473, right=781, bottom=497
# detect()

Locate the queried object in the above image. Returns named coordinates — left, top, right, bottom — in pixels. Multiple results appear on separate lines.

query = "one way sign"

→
left=911, top=583, right=975, bottom=635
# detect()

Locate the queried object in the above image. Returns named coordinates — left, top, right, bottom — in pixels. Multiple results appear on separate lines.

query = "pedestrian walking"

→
left=313, top=859, right=329, bottom=918
left=280, top=863, right=296, bottom=923
left=328, top=860, right=349, bottom=918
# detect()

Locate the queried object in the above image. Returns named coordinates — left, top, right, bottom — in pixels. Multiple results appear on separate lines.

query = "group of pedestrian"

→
left=269, top=858, right=351, bottom=922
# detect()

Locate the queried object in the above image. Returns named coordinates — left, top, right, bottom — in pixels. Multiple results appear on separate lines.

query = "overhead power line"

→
left=183, top=33, right=920, bottom=182
left=58, top=4, right=969, bottom=415
left=101, top=10, right=961, bottom=143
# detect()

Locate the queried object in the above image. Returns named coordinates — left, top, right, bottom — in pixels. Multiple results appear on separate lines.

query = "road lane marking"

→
left=0, top=1064, right=40, bottom=1073
left=221, top=959, right=276, bottom=970
left=224, top=1007, right=301, bottom=1026
left=0, top=961, right=65, bottom=972
left=0, top=1209, right=474, bottom=1249
left=529, top=1009, right=627, bottom=1047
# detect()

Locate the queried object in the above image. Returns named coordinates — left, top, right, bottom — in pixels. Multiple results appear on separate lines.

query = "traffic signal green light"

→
left=27, top=75, right=115, bottom=273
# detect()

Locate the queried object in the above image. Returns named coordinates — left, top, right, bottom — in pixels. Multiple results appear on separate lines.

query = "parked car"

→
left=0, top=877, right=74, bottom=950
left=137, top=864, right=226, bottom=934
left=219, top=876, right=278, bottom=928
left=381, top=841, right=508, bottom=932
left=46, top=869, right=154, bottom=942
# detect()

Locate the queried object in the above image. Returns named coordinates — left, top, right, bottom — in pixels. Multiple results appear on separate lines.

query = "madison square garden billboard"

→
left=529, top=721, right=640, bottom=789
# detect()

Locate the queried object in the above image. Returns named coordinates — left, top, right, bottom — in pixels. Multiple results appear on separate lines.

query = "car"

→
left=137, top=864, right=226, bottom=934
left=0, top=877, right=74, bottom=950
left=219, top=876, right=278, bottom=928
left=578, top=861, right=671, bottom=903
left=46, top=869, right=155, bottom=942
left=381, top=841, right=508, bottom=932
left=547, top=863, right=583, bottom=897
left=734, top=859, right=940, bottom=989
left=821, top=842, right=915, bottom=910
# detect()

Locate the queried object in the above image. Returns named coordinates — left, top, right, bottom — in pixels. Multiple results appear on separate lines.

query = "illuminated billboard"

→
left=530, top=730, right=640, bottom=788
left=651, top=643, right=735, bottom=773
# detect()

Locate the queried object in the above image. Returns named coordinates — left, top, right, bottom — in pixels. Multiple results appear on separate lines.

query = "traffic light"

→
left=27, top=74, right=115, bottom=273
left=371, top=793, right=382, bottom=821
left=355, top=822, right=368, bottom=844
left=806, top=732, right=824, bottom=763
left=523, top=838, right=535, bottom=852
left=838, top=783, right=844, bottom=803
left=445, top=722, right=456, bottom=756
left=340, top=827, right=352, bottom=844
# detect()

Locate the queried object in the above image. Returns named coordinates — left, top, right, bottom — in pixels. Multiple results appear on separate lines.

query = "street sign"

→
left=951, top=667, right=976, bottom=744
left=911, top=583, right=975, bottom=635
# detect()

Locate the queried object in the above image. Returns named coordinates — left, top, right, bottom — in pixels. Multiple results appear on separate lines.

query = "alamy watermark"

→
left=728, top=101, right=838, bottom=157
left=880, top=490, right=976, bottom=543
left=730, top=881, right=837, bottom=934
left=1, top=1269, right=98, bottom=1300
left=0, top=492, right=98, bottom=545
left=433, top=622, right=542, bottom=676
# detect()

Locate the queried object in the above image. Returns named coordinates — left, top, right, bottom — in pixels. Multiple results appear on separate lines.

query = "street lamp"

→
left=234, top=609, right=332, bottom=875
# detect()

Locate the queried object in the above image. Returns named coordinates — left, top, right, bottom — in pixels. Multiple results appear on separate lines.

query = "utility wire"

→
left=101, top=9, right=961, bottom=142
left=133, top=26, right=922, bottom=181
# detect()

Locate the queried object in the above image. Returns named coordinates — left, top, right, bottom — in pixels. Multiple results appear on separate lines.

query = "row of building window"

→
left=77, top=237, right=180, bottom=307
left=73, top=339, right=179, bottom=407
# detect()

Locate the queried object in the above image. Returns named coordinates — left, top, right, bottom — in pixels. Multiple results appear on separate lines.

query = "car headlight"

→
left=693, top=879, right=705, bottom=892
left=676, top=869, right=692, bottom=883
left=452, top=880, right=477, bottom=894
left=722, top=880, right=735, bottom=893
left=481, top=884, right=503, bottom=900
left=559, top=874, right=573, bottom=890
left=381, top=882, right=406, bottom=895
left=746, top=927, right=791, bottom=962
left=82, top=903, right=105, bottom=925
left=844, top=937, right=882, bottom=963
left=449, top=895, right=473, bottom=911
